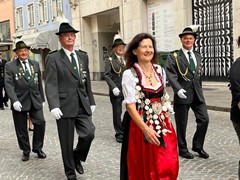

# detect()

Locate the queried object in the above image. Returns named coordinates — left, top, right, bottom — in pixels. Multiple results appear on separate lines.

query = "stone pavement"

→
left=0, top=80, right=238, bottom=180
left=91, top=80, right=232, bottom=112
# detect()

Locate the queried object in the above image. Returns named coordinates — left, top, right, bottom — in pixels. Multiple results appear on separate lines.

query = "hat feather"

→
left=187, top=25, right=201, bottom=32
left=113, top=34, right=122, bottom=43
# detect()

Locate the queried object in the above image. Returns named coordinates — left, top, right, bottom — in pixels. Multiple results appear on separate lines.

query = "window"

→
left=27, top=3, right=35, bottom=27
left=38, top=0, right=48, bottom=25
left=0, top=21, right=10, bottom=41
left=50, top=0, right=62, bottom=21
left=15, top=7, right=24, bottom=30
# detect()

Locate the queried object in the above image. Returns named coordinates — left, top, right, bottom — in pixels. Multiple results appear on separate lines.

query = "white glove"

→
left=91, top=105, right=96, bottom=113
left=112, top=87, right=120, bottom=96
left=177, top=89, right=187, bottom=99
left=42, top=102, right=45, bottom=107
left=13, top=101, right=22, bottom=112
left=51, top=108, right=63, bottom=120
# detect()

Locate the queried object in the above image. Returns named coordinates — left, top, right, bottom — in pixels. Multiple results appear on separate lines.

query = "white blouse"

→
left=122, top=63, right=166, bottom=104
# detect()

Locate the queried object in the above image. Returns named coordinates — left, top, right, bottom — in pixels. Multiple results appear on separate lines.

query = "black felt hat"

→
left=55, top=22, right=79, bottom=35
left=178, top=27, right=197, bottom=38
left=13, top=41, right=30, bottom=52
left=112, top=38, right=126, bottom=48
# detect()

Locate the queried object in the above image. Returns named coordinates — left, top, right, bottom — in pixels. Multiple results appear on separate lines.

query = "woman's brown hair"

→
left=124, top=33, right=158, bottom=69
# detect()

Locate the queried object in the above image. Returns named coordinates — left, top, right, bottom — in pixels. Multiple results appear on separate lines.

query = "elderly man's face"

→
left=113, top=45, right=125, bottom=56
left=180, top=34, right=195, bottom=50
left=59, top=32, right=76, bottom=49
left=15, top=48, right=29, bottom=61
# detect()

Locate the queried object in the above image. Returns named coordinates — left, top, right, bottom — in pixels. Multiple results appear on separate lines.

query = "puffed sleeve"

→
left=122, top=69, right=136, bottom=104
left=155, top=64, right=166, bottom=87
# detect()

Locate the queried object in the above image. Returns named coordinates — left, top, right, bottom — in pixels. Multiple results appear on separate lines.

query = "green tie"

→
left=70, top=53, right=79, bottom=79
left=22, top=61, right=32, bottom=80
left=187, top=51, right=195, bottom=72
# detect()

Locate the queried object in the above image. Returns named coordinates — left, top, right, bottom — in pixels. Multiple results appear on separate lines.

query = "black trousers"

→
left=56, top=107, right=95, bottom=179
left=0, top=82, right=8, bottom=107
left=110, top=96, right=124, bottom=138
left=12, top=107, right=45, bottom=155
left=174, top=101, right=209, bottom=153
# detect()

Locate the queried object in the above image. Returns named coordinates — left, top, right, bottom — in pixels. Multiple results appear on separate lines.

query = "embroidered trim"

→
left=131, top=63, right=174, bottom=147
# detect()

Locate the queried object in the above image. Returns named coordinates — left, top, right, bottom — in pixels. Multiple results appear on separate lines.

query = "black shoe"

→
left=192, top=147, right=209, bottom=159
left=74, top=160, right=84, bottom=174
left=33, top=150, right=47, bottom=159
left=116, top=136, right=123, bottom=143
left=4, top=102, right=8, bottom=107
left=22, top=154, right=29, bottom=161
left=0, top=106, right=4, bottom=110
left=179, top=151, right=194, bottom=159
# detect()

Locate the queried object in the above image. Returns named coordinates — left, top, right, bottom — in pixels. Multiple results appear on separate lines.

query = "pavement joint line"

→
left=93, top=91, right=231, bottom=112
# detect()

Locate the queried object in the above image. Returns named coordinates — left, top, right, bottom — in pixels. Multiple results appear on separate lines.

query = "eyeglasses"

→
left=60, top=33, right=76, bottom=38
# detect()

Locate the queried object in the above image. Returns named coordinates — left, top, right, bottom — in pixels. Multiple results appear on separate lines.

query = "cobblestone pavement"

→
left=0, top=82, right=239, bottom=180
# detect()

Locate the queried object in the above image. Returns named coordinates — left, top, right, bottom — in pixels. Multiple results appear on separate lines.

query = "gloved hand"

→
left=177, top=89, right=187, bottom=99
left=112, top=87, right=120, bottom=96
left=51, top=108, right=63, bottom=120
left=91, top=105, right=96, bottom=113
left=13, top=101, right=22, bottom=112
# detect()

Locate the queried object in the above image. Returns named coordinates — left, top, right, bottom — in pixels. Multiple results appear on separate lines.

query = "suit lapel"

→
left=17, top=59, right=29, bottom=82
left=193, top=52, right=201, bottom=73
left=179, top=49, right=195, bottom=74
left=178, top=49, right=190, bottom=67
left=112, top=54, right=122, bottom=71
left=59, top=49, right=79, bottom=79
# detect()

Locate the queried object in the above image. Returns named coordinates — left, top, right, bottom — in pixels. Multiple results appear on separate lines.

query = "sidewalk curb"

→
left=93, top=92, right=231, bottom=112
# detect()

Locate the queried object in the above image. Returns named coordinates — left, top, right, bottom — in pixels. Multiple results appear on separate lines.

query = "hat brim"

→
left=179, top=31, right=197, bottom=38
left=56, top=30, right=79, bottom=35
left=13, top=46, right=31, bottom=52
left=112, top=42, right=126, bottom=48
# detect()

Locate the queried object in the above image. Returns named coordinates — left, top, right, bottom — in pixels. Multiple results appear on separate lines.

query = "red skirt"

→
left=126, top=115, right=179, bottom=180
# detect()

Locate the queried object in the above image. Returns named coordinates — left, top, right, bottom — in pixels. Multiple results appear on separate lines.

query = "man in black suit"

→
left=104, top=34, right=126, bottom=143
left=0, top=50, right=9, bottom=109
left=229, top=35, right=240, bottom=179
left=166, top=27, right=209, bottom=159
left=4, top=41, right=46, bottom=161
left=45, top=22, right=96, bottom=180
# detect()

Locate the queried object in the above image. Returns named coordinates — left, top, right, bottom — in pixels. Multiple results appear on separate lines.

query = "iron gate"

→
left=192, top=0, right=233, bottom=80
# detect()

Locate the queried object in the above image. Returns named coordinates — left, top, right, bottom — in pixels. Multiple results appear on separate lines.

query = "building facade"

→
left=0, top=0, right=14, bottom=60
left=2, top=0, right=239, bottom=81
left=13, top=0, right=73, bottom=75
left=74, top=0, right=240, bottom=81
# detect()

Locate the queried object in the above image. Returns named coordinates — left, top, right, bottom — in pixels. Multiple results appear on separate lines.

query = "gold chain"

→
left=173, top=52, right=189, bottom=81
left=108, top=57, right=122, bottom=75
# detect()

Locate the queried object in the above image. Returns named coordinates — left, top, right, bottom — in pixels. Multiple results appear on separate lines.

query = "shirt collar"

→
left=115, top=53, right=123, bottom=60
left=63, top=48, right=76, bottom=57
left=182, top=47, right=193, bottom=54
left=20, top=59, right=29, bottom=64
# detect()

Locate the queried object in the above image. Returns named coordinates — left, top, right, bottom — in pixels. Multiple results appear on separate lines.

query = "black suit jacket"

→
left=230, top=57, right=240, bottom=122
left=0, top=59, right=7, bottom=85
left=166, top=49, right=205, bottom=104
left=4, top=59, right=45, bottom=111
left=104, top=53, right=125, bottom=98
left=44, top=49, right=95, bottom=117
